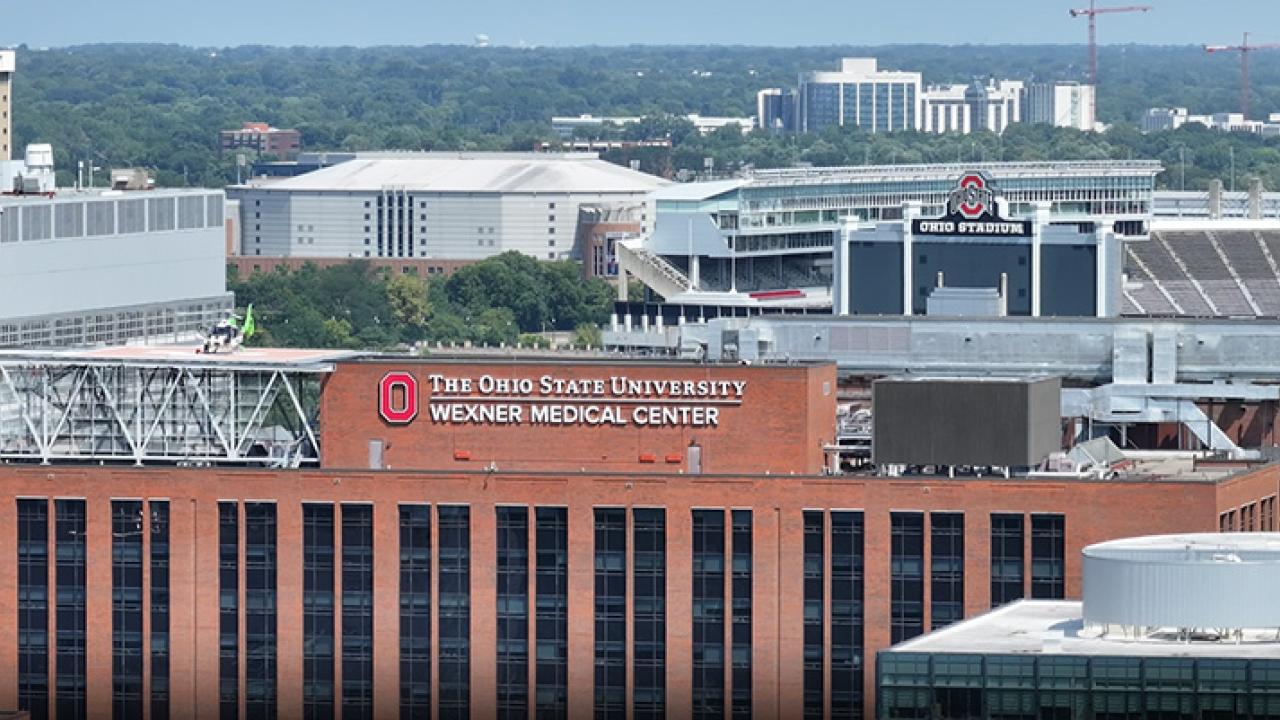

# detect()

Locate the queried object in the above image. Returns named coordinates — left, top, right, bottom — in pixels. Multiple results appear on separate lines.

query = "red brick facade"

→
left=320, top=359, right=838, bottom=475
left=0, top=359, right=1277, bottom=720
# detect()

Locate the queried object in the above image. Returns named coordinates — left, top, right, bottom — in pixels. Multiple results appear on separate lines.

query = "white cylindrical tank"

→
left=1083, top=533, right=1280, bottom=630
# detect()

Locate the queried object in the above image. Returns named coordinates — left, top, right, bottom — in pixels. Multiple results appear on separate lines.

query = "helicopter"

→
left=198, top=305, right=255, bottom=354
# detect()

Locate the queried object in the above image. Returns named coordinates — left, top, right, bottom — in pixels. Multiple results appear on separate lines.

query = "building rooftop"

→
left=237, top=152, right=668, bottom=194
left=0, top=187, right=220, bottom=207
left=888, top=600, right=1280, bottom=659
left=0, top=345, right=358, bottom=371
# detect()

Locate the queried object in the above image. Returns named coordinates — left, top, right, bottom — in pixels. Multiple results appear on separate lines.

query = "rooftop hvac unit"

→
left=111, top=168, right=152, bottom=191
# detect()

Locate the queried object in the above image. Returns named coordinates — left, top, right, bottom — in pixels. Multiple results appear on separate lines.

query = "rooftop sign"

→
left=911, top=172, right=1033, bottom=238
left=379, top=371, right=746, bottom=428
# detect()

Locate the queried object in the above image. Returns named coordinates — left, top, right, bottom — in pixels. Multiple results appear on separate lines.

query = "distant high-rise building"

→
left=797, top=58, right=922, bottom=134
left=966, top=79, right=1024, bottom=133
left=755, top=88, right=797, bottom=133
left=0, top=50, right=13, bottom=160
left=220, top=121, right=302, bottom=159
left=921, top=84, right=972, bottom=134
left=1024, top=82, right=1097, bottom=132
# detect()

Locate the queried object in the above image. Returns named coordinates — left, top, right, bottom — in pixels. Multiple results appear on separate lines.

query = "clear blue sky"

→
left=5, top=0, right=1279, bottom=47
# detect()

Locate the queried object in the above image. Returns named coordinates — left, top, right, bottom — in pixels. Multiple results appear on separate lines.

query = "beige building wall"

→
left=0, top=50, right=13, bottom=160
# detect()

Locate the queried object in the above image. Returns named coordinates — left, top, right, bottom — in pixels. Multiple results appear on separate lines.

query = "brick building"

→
left=220, top=122, right=302, bottom=160
left=0, top=351, right=1276, bottom=720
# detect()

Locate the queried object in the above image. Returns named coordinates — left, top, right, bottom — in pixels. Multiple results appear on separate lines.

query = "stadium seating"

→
left=1122, top=228, right=1280, bottom=318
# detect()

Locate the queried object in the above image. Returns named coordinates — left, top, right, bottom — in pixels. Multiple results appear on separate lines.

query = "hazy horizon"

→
left=5, top=0, right=1278, bottom=49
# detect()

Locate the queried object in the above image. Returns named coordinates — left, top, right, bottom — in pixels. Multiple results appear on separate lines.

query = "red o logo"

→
left=379, top=371, right=418, bottom=424
left=957, top=173, right=987, bottom=219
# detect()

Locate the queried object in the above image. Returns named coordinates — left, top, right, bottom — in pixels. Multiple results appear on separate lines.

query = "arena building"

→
left=226, top=152, right=665, bottom=263
left=0, top=348, right=1277, bottom=720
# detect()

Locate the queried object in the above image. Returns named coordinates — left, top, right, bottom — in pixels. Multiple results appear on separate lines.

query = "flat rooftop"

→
left=0, top=345, right=359, bottom=371
left=0, top=187, right=220, bottom=206
left=889, top=600, right=1280, bottom=659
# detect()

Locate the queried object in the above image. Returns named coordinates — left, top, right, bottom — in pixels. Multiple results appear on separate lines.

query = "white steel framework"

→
left=0, top=359, right=328, bottom=467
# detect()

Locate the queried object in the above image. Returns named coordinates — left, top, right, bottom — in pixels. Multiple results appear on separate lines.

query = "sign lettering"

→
left=377, top=372, right=747, bottom=428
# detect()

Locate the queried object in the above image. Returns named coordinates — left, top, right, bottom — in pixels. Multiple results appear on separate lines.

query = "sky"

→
left=4, top=0, right=1279, bottom=48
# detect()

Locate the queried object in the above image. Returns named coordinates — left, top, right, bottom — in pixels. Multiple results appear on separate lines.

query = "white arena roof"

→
left=243, top=152, right=668, bottom=194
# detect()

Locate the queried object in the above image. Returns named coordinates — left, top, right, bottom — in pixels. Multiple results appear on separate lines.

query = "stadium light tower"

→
left=1205, top=32, right=1280, bottom=121
left=1068, top=0, right=1152, bottom=116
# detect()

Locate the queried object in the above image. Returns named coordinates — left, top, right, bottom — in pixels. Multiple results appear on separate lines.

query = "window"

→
left=56, top=499, right=87, bottom=720
left=595, top=509, right=626, bottom=719
left=303, top=504, right=335, bottom=720
left=496, top=507, right=529, bottom=718
left=17, top=499, right=49, bottom=720
left=548, top=215, right=556, bottom=222
left=342, top=505, right=374, bottom=720
left=930, top=513, right=965, bottom=629
left=245, top=503, right=277, bottom=718
left=535, top=508, right=569, bottom=716
left=548, top=227, right=556, bottom=234
left=692, top=510, right=726, bottom=720
left=803, top=511, right=824, bottom=720
left=890, top=512, right=924, bottom=643
left=830, top=511, right=865, bottom=719
left=633, top=509, right=666, bottom=720
left=1031, top=515, right=1065, bottom=599
left=548, top=202, right=556, bottom=209
left=151, top=502, right=170, bottom=720
left=730, top=510, right=752, bottom=719
left=400, top=506, right=431, bottom=720
left=438, top=506, right=471, bottom=717
left=113, top=501, right=145, bottom=720
left=219, top=503, right=238, bottom=720
left=991, top=513, right=1025, bottom=607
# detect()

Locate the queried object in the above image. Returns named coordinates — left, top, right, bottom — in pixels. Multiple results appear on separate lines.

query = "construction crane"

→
left=1205, top=32, right=1280, bottom=121
left=1068, top=1, right=1153, bottom=88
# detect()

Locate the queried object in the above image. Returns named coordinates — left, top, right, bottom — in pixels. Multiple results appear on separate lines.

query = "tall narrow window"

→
left=1031, top=514, right=1066, bottom=599
left=438, top=505, right=471, bottom=717
left=890, top=512, right=924, bottom=643
left=535, top=507, right=569, bottom=716
left=112, top=500, right=145, bottom=720
left=594, top=508, right=626, bottom=720
left=633, top=509, right=666, bottom=720
left=930, top=513, right=965, bottom=629
left=496, top=507, right=529, bottom=719
left=218, top=503, right=238, bottom=720
left=730, top=510, right=752, bottom=720
left=55, top=499, right=87, bottom=720
left=830, top=511, right=865, bottom=719
left=303, top=504, right=335, bottom=720
left=342, top=505, right=374, bottom=720
left=802, top=511, right=824, bottom=720
left=400, top=505, right=431, bottom=720
left=245, top=503, right=277, bottom=718
left=151, top=501, right=170, bottom=720
left=991, top=513, right=1025, bottom=607
left=692, top=510, right=726, bottom=719
left=18, top=499, right=49, bottom=720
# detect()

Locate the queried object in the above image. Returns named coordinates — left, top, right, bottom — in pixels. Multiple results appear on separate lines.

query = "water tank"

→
left=1083, top=533, right=1280, bottom=630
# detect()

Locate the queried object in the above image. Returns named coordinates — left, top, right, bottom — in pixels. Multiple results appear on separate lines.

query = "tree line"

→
left=228, top=253, right=614, bottom=350
left=10, top=43, right=1280, bottom=190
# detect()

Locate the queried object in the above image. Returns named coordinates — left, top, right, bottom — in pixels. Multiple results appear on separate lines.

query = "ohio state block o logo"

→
left=953, top=173, right=991, bottom=219
left=379, top=372, right=418, bottom=424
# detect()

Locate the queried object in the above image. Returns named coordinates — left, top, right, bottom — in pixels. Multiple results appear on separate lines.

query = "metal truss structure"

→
left=0, top=356, right=331, bottom=467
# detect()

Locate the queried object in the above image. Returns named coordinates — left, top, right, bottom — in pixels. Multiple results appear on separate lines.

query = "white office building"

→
left=798, top=58, right=922, bottom=134
left=0, top=188, right=231, bottom=347
left=1022, top=82, right=1097, bottom=132
left=921, top=80, right=1024, bottom=135
left=228, top=152, right=667, bottom=261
